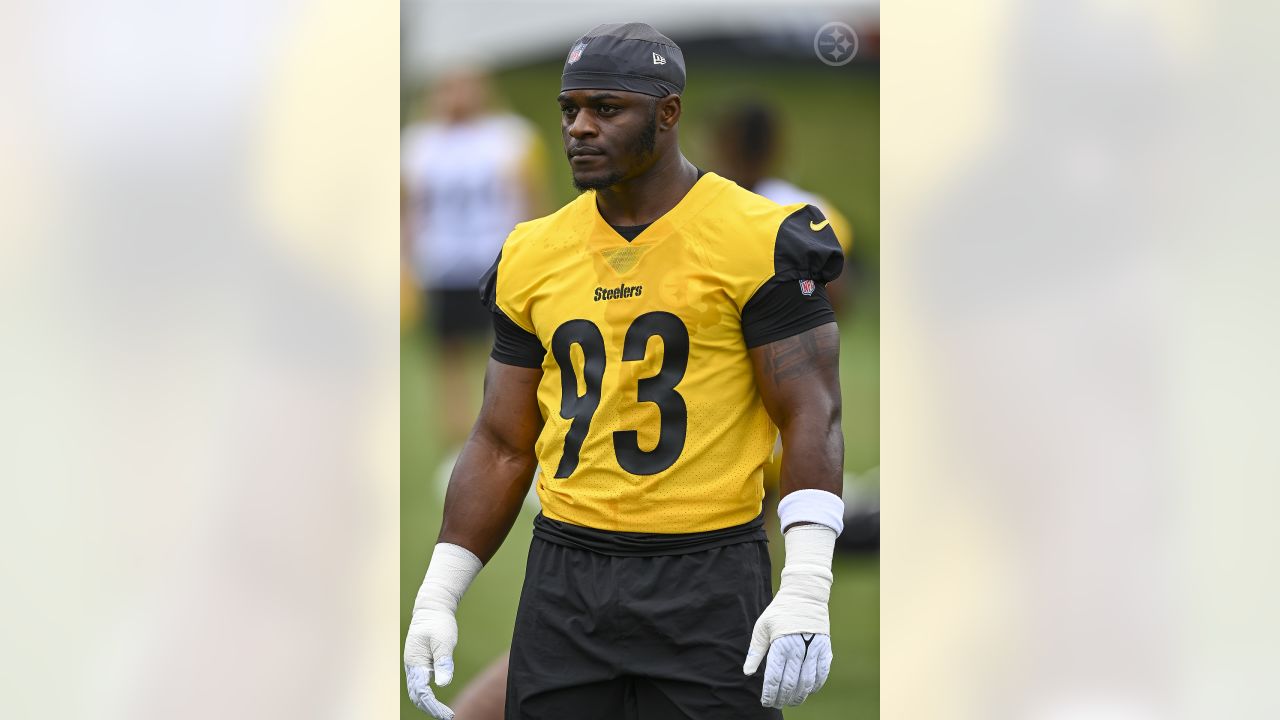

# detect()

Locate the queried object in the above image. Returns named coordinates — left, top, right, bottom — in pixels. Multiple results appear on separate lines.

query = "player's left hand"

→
left=750, top=631, right=833, bottom=707
left=742, top=524, right=837, bottom=707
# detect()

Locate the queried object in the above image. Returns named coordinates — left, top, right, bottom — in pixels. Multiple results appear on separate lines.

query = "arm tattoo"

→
left=763, top=325, right=839, bottom=385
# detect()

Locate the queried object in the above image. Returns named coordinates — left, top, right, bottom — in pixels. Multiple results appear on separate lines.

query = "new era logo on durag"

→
left=652, top=52, right=666, bottom=65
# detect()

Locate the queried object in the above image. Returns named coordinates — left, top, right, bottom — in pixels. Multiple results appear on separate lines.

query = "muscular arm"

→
left=749, top=322, right=844, bottom=522
left=437, top=359, right=543, bottom=563
left=742, top=321, right=844, bottom=702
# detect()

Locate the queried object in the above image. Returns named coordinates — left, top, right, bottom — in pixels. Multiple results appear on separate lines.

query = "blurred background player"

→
left=401, top=68, right=549, bottom=446
left=712, top=100, right=854, bottom=309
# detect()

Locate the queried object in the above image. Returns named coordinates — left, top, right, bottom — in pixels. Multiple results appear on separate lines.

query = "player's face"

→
left=559, top=89, right=658, bottom=191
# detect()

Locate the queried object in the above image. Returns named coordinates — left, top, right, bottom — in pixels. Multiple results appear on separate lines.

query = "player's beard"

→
left=572, top=102, right=658, bottom=192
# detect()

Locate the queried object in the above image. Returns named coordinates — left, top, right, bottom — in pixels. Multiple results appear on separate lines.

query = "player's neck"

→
left=594, top=153, right=699, bottom=227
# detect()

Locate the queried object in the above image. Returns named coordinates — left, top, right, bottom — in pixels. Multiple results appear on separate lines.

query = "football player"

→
left=402, top=68, right=548, bottom=445
left=711, top=99, right=855, bottom=313
left=405, top=23, right=847, bottom=719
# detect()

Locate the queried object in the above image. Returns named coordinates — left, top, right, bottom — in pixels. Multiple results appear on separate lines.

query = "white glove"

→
left=405, top=664, right=456, bottom=719
left=404, top=543, right=483, bottom=718
left=743, top=524, right=837, bottom=708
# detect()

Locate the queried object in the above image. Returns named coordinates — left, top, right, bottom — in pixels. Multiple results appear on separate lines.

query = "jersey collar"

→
left=585, top=171, right=727, bottom=248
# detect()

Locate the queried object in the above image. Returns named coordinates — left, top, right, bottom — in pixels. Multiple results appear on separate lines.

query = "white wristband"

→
left=413, top=543, right=483, bottom=615
left=777, top=488, right=845, bottom=535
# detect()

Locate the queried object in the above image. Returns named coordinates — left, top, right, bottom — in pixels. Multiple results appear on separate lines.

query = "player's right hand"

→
left=404, top=543, right=484, bottom=718
left=404, top=604, right=459, bottom=719
left=405, top=662, right=455, bottom=719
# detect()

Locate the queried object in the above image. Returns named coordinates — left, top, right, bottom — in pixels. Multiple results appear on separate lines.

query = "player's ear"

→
left=657, top=94, right=681, bottom=131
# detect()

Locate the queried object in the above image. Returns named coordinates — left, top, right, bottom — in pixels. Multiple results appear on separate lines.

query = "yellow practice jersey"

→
left=482, top=171, right=842, bottom=533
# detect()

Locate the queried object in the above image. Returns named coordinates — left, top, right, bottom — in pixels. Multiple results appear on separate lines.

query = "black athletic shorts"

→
left=424, top=287, right=492, bottom=342
left=506, top=514, right=782, bottom=720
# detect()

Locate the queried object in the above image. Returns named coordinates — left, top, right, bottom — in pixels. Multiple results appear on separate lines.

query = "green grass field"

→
left=402, top=57, right=878, bottom=718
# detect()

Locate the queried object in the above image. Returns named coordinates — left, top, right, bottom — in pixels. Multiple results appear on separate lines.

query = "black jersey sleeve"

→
left=491, top=310, right=546, bottom=367
left=741, top=204, right=845, bottom=348
left=480, top=251, right=546, bottom=368
left=741, top=279, right=836, bottom=348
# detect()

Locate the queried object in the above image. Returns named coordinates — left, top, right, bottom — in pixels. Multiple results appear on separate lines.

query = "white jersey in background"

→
left=752, top=177, right=822, bottom=208
left=402, top=114, right=537, bottom=291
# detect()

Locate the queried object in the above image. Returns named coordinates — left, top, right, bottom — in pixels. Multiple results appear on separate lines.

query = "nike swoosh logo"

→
left=809, top=220, right=830, bottom=231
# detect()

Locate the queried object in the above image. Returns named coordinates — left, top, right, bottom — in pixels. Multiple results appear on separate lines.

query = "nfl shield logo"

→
left=568, top=42, right=588, bottom=64
left=799, top=279, right=816, bottom=297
